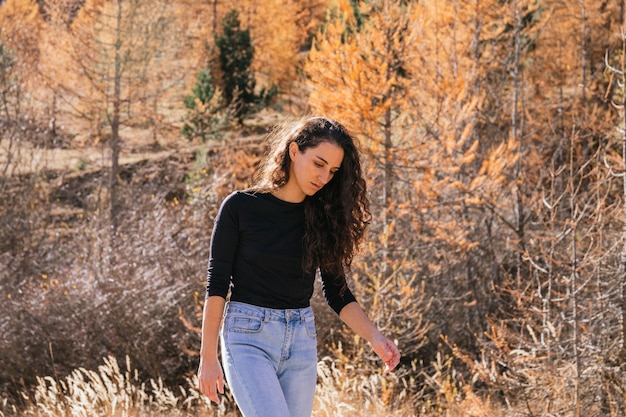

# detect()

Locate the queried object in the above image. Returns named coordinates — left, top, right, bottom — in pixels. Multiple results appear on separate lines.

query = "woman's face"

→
left=289, top=140, right=344, bottom=197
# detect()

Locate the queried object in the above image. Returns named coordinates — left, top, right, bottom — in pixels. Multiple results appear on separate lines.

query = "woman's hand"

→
left=197, top=357, right=225, bottom=404
left=338, top=302, right=401, bottom=373
left=198, top=296, right=227, bottom=403
left=370, top=333, right=401, bottom=373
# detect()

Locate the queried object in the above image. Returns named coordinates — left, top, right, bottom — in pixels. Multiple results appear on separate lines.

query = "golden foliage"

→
left=0, top=0, right=42, bottom=73
left=39, top=0, right=187, bottom=143
left=307, top=0, right=417, bottom=147
left=243, top=0, right=303, bottom=90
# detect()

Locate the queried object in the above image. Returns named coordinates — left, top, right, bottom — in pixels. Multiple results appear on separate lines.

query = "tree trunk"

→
left=110, top=0, right=123, bottom=236
left=382, top=1, right=395, bottom=279
left=212, top=0, right=218, bottom=37
left=569, top=130, right=581, bottom=417
left=512, top=0, right=525, bottom=287
left=579, top=0, right=588, bottom=105
left=619, top=29, right=626, bottom=363
left=383, top=106, right=393, bottom=278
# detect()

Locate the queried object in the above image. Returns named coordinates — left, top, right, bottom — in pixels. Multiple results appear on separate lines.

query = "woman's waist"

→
left=225, top=300, right=314, bottom=322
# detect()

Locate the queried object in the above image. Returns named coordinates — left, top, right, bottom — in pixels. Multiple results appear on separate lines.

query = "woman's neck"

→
left=271, top=182, right=306, bottom=203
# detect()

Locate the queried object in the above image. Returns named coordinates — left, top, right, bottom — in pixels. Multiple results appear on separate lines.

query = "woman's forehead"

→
left=307, top=141, right=344, bottom=167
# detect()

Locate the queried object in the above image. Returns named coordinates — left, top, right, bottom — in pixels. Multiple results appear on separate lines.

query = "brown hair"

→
left=253, top=116, right=371, bottom=276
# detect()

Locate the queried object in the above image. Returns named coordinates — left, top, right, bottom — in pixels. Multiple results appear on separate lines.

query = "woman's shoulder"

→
left=222, top=189, right=303, bottom=212
left=221, top=189, right=267, bottom=207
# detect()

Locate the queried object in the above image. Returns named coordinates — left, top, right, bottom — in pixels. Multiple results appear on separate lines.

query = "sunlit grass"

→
left=1, top=356, right=421, bottom=417
left=5, top=356, right=218, bottom=417
left=313, top=357, right=413, bottom=417
left=1, top=355, right=509, bottom=417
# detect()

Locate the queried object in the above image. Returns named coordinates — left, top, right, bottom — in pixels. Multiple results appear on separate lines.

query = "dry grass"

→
left=0, top=354, right=512, bottom=417
left=313, top=357, right=414, bottom=417
left=3, top=356, right=230, bottom=417
left=0, top=355, right=433, bottom=417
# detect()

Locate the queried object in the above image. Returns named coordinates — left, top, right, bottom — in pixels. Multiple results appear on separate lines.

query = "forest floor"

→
left=0, top=109, right=284, bottom=225
left=1, top=108, right=283, bottom=177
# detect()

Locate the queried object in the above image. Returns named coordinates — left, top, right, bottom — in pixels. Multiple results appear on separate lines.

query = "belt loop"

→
left=264, top=308, right=270, bottom=323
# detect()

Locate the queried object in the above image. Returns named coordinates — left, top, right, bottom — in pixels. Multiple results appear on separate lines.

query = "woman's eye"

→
left=315, top=162, right=323, bottom=168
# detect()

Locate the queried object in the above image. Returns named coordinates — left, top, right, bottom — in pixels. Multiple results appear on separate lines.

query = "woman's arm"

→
left=197, top=296, right=226, bottom=403
left=338, top=301, right=401, bottom=373
left=199, top=193, right=240, bottom=402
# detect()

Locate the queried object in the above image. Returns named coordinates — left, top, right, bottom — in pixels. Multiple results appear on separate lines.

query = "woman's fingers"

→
left=382, top=339, right=401, bottom=373
left=217, top=370, right=225, bottom=395
left=371, top=335, right=401, bottom=373
left=199, top=376, right=221, bottom=403
left=198, top=362, right=225, bottom=404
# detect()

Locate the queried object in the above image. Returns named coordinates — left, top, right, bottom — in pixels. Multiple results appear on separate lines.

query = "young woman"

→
left=197, top=116, right=400, bottom=417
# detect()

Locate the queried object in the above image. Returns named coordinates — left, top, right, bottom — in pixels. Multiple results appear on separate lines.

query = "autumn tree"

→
left=0, top=40, right=24, bottom=258
left=0, top=35, right=59, bottom=391
left=306, top=0, right=442, bottom=377
left=42, top=0, right=182, bottom=233
left=294, top=0, right=329, bottom=49
left=240, top=0, right=302, bottom=94
left=0, top=0, right=42, bottom=77
left=307, top=0, right=523, bottom=355
left=0, top=40, right=26, bottom=180
left=446, top=1, right=626, bottom=414
left=0, top=1, right=56, bottom=274
left=307, top=0, right=415, bottom=277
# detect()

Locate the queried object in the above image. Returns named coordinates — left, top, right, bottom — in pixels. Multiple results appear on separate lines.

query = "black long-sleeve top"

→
left=205, top=190, right=356, bottom=315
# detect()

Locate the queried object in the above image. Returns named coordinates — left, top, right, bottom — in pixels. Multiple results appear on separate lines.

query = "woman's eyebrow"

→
left=315, top=155, right=329, bottom=164
left=315, top=155, right=341, bottom=169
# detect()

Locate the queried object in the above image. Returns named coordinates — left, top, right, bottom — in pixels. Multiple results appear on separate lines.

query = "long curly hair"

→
left=253, top=116, right=371, bottom=276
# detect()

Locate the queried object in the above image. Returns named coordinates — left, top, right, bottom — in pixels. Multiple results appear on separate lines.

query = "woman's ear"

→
left=289, top=142, right=299, bottom=161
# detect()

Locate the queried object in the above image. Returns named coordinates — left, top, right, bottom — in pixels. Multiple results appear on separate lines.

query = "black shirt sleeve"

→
left=205, top=192, right=240, bottom=299
left=320, top=268, right=357, bottom=314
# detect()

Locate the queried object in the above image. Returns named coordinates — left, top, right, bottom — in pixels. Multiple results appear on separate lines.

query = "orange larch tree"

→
left=451, top=0, right=626, bottom=414
left=40, top=0, right=184, bottom=232
left=305, top=0, right=522, bottom=374
left=307, top=1, right=419, bottom=277
left=306, top=0, right=434, bottom=372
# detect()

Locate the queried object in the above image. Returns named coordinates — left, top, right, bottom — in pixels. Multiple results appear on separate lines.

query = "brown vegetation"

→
left=1, top=0, right=626, bottom=416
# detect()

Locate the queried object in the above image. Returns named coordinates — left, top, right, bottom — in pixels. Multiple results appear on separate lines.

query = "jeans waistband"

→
left=225, top=301, right=313, bottom=322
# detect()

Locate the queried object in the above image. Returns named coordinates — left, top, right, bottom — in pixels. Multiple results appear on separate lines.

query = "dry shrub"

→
left=450, top=328, right=626, bottom=417
left=0, top=127, right=269, bottom=408
left=314, top=243, right=432, bottom=404
left=0, top=154, right=212, bottom=397
left=0, top=139, right=67, bottom=400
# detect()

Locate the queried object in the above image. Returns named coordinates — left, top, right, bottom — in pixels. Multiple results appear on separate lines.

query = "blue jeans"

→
left=220, top=301, right=318, bottom=417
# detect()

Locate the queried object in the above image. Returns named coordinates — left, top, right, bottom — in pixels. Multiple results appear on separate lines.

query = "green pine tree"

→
left=215, top=9, right=256, bottom=122
left=182, top=68, right=222, bottom=142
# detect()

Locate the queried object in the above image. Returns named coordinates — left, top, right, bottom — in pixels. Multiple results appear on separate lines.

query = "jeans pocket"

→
left=303, top=315, right=317, bottom=339
left=227, top=313, right=265, bottom=333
